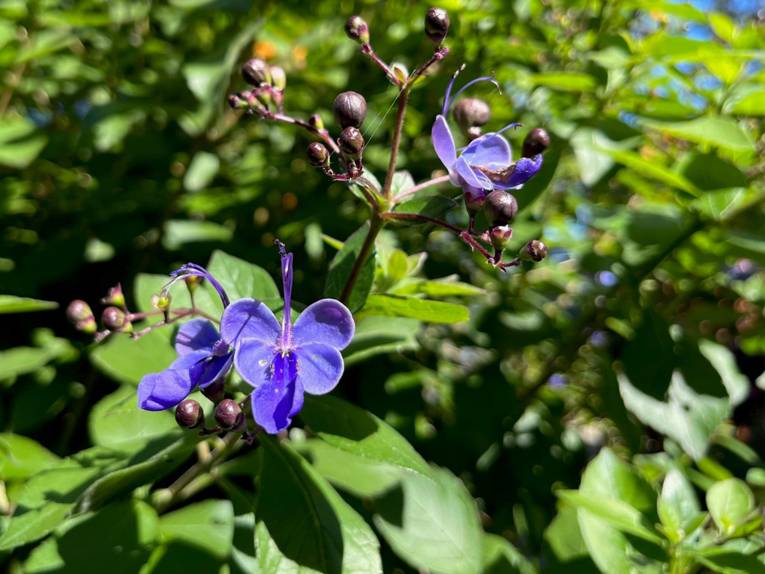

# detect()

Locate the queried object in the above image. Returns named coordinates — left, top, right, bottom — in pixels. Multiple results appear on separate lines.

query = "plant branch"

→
left=339, top=214, right=384, bottom=304
left=382, top=91, right=410, bottom=199
left=360, top=43, right=402, bottom=86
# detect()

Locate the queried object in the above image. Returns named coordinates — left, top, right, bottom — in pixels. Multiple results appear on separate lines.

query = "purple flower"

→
left=431, top=67, right=543, bottom=208
left=223, top=242, right=354, bottom=434
left=138, top=264, right=234, bottom=411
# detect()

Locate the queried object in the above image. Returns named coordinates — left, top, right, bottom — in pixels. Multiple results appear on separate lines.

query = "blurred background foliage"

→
left=2, top=0, right=765, bottom=572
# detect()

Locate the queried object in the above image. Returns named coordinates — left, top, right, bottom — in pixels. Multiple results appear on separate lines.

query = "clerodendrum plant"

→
left=68, top=6, right=552, bottom=438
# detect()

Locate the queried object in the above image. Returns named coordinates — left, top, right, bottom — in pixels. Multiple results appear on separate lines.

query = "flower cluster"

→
left=225, top=7, right=550, bottom=270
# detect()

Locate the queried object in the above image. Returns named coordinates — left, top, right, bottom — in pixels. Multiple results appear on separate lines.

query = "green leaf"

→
left=698, top=340, right=750, bottom=406
left=90, top=329, right=176, bottom=386
left=324, top=222, right=376, bottom=313
left=0, top=448, right=121, bottom=550
left=0, top=116, right=47, bottom=168
left=255, top=437, right=382, bottom=573
left=373, top=466, right=483, bottom=574
left=89, top=386, right=180, bottom=452
left=391, top=278, right=484, bottom=297
left=530, top=71, right=597, bottom=91
left=707, top=478, right=755, bottom=537
left=724, top=86, right=765, bottom=116
left=359, top=294, right=469, bottom=324
left=619, top=372, right=730, bottom=460
left=602, top=147, right=698, bottom=195
left=393, top=192, right=459, bottom=219
left=390, top=170, right=415, bottom=196
left=74, top=433, right=200, bottom=513
left=56, top=500, right=158, bottom=574
left=0, top=346, right=57, bottom=381
left=342, top=316, right=420, bottom=366
left=184, top=151, right=220, bottom=192
left=162, top=220, right=233, bottom=250
left=482, top=533, right=535, bottom=574
left=300, top=395, right=431, bottom=497
left=696, top=548, right=765, bottom=574
left=160, top=500, right=234, bottom=560
left=0, top=434, right=59, bottom=481
left=640, top=116, right=755, bottom=154
left=208, top=249, right=280, bottom=302
left=575, top=449, right=663, bottom=573
left=0, top=295, right=57, bottom=314
left=657, top=469, right=702, bottom=542
left=557, top=490, right=662, bottom=543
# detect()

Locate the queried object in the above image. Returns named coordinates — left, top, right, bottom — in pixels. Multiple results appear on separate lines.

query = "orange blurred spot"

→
left=282, top=192, right=298, bottom=211
left=254, top=41, right=276, bottom=60
left=292, top=45, right=307, bottom=67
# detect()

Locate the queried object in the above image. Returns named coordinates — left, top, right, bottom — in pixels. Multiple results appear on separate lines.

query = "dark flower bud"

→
left=484, top=191, right=518, bottom=225
left=227, top=92, right=248, bottom=110
left=309, top=114, right=324, bottom=131
left=453, top=98, right=490, bottom=134
left=307, top=142, right=330, bottom=167
left=338, top=126, right=364, bottom=160
left=102, top=306, right=130, bottom=332
left=67, top=300, right=97, bottom=334
left=101, top=284, right=125, bottom=308
left=345, top=15, right=370, bottom=44
left=241, top=58, right=270, bottom=86
left=175, top=399, right=204, bottom=429
left=215, top=399, right=243, bottom=430
left=522, top=128, right=550, bottom=158
left=425, top=7, right=450, bottom=44
left=333, top=91, right=367, bottom=129
left=270, top=65, right=286, bottom=91
left=521, top=239, right=548, bottom=262
left=489, top=225, right=513, bottom=251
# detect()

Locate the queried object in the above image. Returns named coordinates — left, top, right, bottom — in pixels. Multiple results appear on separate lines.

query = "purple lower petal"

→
left=220, top=298, right=281, bottom=346
left=175, top=319, right=219, bottom=356
left=295, top=343, right=344, bottom=395
left=291, top=299, right=354, bottom=350
left=455, top=156, right=492, bottom=191
left=494, top=155, right=543, bottom=190
left=460, top=133, right=511, bottom=169
left=191, top=354, right=233, bottom=389
left=432, top=115, right=457, bottom=171
left=234, top=338, right=277, bottom=387
left=250, top=352, right=303, bottom=434
left=138, top=369, right=194, bottom=411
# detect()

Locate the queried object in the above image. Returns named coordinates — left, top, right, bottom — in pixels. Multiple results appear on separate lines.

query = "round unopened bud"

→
left=102, top=306, right=129, bottom=331
left=175, top=399, right=204, bottom=429
left=484, top=191, right=518, bottom=225
left=270, top=65, right=286, bottom=91
left=425, top=7, right=450, bottom=44
left=522, top=128, right=550, bottom=158
left=101, top=284, right=125, bottom=308
left=67, top=300, right=93, bottom=323
left=522, top=239, right=548, bottom=262
left=151, top=292, right=171, bottom=311
left=338, top=126, right=365, bottom=159
left=345, top=15, right=370, bottom=44
left=489, top=225, right=513, bottom=251
left=307, top=142, right=330, bottom=167
left=241, top=58, right=270, bottom=86
left=309, top=114, right=324, bottom=131
left=215, top=399, right=243, bottom=430
left=333, top=91, right=367, bottom=129
left=228, top=92, right=248, bottom=110
left=67, top=300, right=97, bottom=334
left=453, top=98, right=490, bottom=133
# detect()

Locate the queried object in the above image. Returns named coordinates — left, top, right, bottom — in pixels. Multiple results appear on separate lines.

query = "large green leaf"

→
left=373, top=466, right=483, bottom=574
left=0, top=433, right=60, bottom=481
left=159, top=500, right=234, bottom=560
left=300, top=395, right=430, bottom=497
left=358, top=294, right=469, bottom=324
left=657, top=469, right=702, bottom=543
left=255, top=437, right=382, bottom=573
left=640, top=117, right=755, bottom=154
left=706, top=479, right=755, bottom=537
left=88, top=385, right=180, bottom=452
left=0, top=295, right=57, bottom=314
left=207, top=249, right=280, bottom=302
left=342, top=316, right=419, bottom=366
left=90, top=329, right=176, bottom=386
